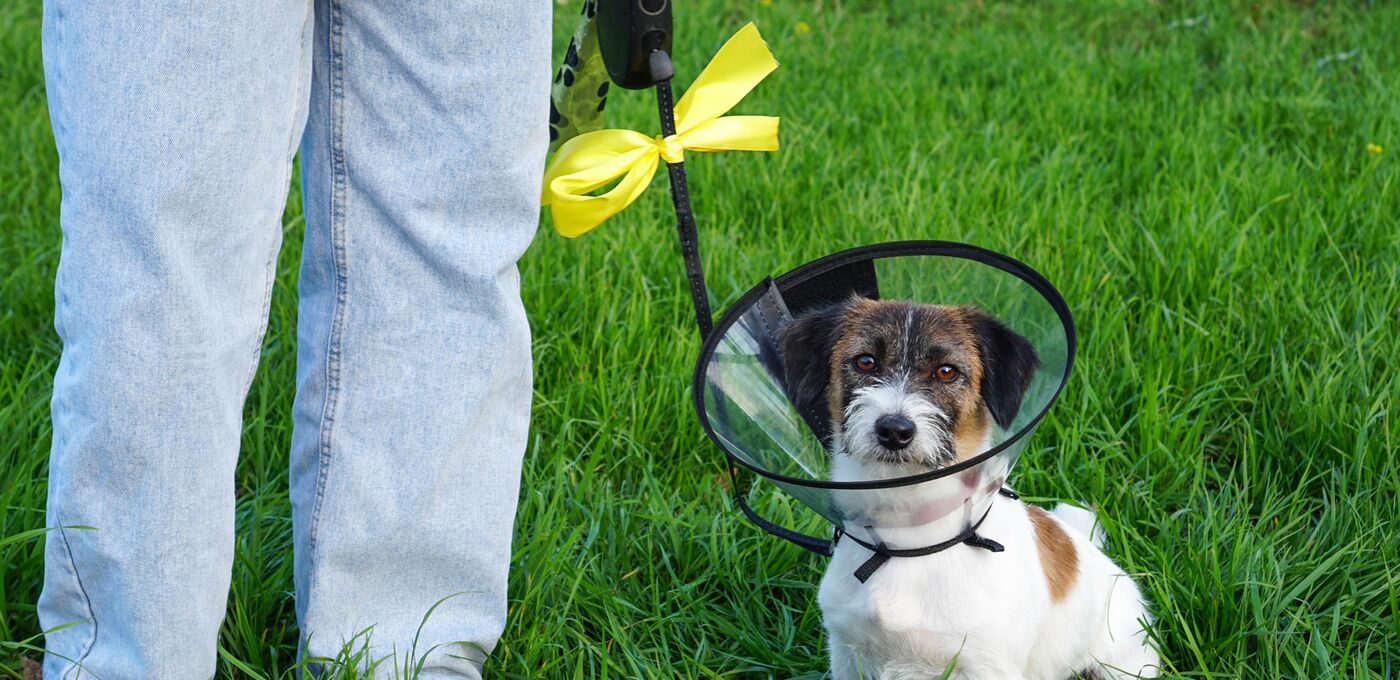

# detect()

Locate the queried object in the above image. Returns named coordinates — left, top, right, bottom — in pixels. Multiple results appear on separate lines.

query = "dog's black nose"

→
left=875, top=414, right=916, bottom=450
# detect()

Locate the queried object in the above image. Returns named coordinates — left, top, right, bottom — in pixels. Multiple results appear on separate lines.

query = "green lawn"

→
left=3, top=0, right=1399, bottom=677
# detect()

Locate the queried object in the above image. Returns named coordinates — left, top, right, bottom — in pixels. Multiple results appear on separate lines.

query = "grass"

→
left=2, top=0, right=1398, bottom=677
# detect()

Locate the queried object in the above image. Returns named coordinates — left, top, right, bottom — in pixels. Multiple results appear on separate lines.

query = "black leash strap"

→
left=732, top=474, right=838, bottom=557
left=654, top=76, right=713, bottom=339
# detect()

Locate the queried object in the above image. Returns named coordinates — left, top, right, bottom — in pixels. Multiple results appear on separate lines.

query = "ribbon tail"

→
left=677, top=116, right=780, bottom=154
left=548, top=152, right=661, bottom=237
left=543, top=129, right=657, bottom=205
left=673, top=23, right=779, bottom=134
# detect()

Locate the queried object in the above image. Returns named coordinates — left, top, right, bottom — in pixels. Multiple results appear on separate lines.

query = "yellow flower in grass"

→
left=1367, top=143, right=1383, bottom=155
left=796, top=21, right=812, bottom=35
left=759, top=0, right=772, bottom=5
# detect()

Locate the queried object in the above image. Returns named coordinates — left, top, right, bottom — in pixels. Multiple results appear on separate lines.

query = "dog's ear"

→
left=970, top=308, right=1040, bottom=430
left=779, top=300, right=849, bottom=434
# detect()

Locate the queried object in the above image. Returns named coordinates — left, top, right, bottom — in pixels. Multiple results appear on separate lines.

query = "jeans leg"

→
left=38, top=1, right=313, bottom=677
left=290, top=1, right=551, bottom=677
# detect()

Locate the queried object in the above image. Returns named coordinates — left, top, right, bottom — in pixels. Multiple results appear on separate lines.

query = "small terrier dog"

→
left=781, top=296, right=1158, bottom=680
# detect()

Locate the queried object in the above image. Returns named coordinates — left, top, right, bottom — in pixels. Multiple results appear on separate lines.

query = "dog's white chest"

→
left=822, top=556, right=965, bottom=631
left=819, top=544, right=1012, bottom=674
left=816, top=500, right=1160, bottom=680
left=817, top=501, right=1052, bottom=678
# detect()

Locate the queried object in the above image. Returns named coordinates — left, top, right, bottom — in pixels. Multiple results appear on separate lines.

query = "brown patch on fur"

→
left=951, top=405, right=990, bottom=462
left=1026, top=505, right=1079, bottom=602
left=825, top=296, right=879, bottom=421
left=933, top=305, right=991, bottom=462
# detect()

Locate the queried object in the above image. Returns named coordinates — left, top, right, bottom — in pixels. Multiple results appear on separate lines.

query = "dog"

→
left=780, top=296, right=1159, bottom=680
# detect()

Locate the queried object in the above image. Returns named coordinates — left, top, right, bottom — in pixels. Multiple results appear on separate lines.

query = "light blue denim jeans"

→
left=38, top=1, right=550, bottom=677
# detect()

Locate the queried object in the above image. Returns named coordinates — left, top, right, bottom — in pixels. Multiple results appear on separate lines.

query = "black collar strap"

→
left=841, top=503, right=1006, bottom=583
left=732, top=462, right=1020, bottom=583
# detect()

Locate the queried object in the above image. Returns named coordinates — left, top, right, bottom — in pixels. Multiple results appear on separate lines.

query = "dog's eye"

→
left=853, top=354, right=879, bottom=373
left=935, top=364, right=959, bottom=382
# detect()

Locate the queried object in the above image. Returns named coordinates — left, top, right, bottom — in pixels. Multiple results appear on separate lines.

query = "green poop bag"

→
left=549, top=2, right=610, bottom=153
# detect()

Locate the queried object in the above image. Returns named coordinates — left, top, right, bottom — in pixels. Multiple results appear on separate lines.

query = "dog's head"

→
left=780, top=297, right=1039, bottom=472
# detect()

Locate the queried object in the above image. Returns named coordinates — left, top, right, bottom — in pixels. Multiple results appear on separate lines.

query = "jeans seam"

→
left=240, top=221, right=283, bottom=400
left=307, top=0, right=349, bottom=582
left=55, top=524, right=97, bottom=680
left=287, top=2, right=314, bottom=165
left=46, top=4, right=96, bottom=677
left=240, top=0, right=313, bottom=401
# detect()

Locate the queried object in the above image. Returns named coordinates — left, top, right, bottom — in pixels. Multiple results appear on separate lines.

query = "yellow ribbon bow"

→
left=542, top=22, right=780, bottom=237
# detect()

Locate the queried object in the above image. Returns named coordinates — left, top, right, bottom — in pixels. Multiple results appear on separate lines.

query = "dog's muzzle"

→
left=874, top=414, right=915, bottom=450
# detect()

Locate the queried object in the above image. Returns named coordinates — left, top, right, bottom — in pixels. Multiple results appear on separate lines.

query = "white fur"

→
left=819, top=385, right=1159, bottom=679
left=841, top=375, right=953, bottom=467
left=818, top=489, right=1160, bottom=679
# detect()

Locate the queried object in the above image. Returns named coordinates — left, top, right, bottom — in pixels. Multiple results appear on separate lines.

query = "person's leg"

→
left=290, top=1, right=551, bottom=677
left=38, top=1, right=313, bottom=677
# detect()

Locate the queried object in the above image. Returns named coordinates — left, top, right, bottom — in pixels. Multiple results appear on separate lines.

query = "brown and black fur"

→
left=780, top=295, right=1039, bottom=465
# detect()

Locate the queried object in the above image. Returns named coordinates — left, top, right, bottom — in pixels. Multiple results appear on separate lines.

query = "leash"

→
left=651, top=62, right=714, bottom=339
left=544, top=12, right=1017, bottom=583
left=640, top=39, right=1009, bottom=583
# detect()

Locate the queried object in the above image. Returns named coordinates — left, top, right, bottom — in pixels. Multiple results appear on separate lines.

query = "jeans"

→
left=38, top=1, right=550, bottom=677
